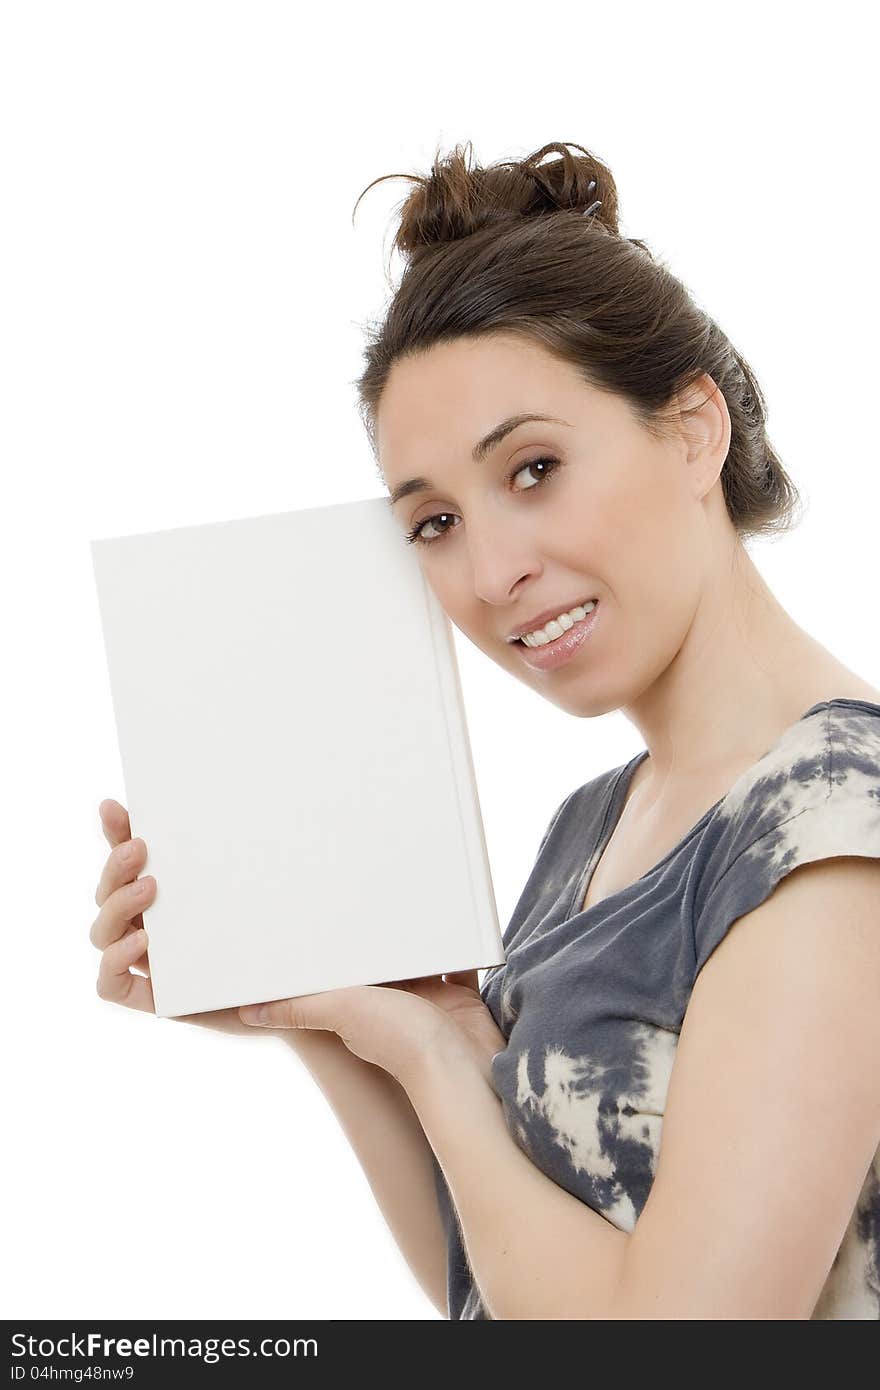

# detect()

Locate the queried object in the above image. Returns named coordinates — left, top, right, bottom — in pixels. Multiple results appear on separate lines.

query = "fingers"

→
left=95, top=833, right=146, bottom=910
left=99, top=799, right=131, bottom=850
left=90, top=869, right=156, bottom=951
left=96, top=925, right=156, bottom=1012
left=444, top=969, right=480, bottom=991
left=94, top=800, right=152, bottom=948
left=91, top=799, right=157, bottom=1014
left=393, top=970, right=479, bottom=992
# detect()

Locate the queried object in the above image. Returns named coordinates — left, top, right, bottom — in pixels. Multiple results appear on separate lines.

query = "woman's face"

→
left=376, top=332, right=729, bottom=718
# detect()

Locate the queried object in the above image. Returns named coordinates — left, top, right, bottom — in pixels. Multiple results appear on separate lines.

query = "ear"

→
left=676, top=372, right=732, bottom=503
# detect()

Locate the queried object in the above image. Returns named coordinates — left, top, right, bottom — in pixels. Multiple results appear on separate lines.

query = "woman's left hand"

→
left=238, top=969, right=506, bottom=1088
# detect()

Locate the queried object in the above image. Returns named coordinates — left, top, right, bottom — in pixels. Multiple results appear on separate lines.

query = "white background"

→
left=2, top=0, right=877, bottom=1321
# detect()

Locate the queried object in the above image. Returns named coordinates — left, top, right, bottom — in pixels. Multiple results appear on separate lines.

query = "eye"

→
left=404, top=455, right=562, bottom=547
left=510, top=456, right=559, bottom=492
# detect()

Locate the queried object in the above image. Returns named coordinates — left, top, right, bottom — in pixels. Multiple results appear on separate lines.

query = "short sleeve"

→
left=692, top=704, right=880, bottom=979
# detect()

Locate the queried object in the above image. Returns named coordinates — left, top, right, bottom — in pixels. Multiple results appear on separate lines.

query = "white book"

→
left=90, top=497, right=505, bottom=1019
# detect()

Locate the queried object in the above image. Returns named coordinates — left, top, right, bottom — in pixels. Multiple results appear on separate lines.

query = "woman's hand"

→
left=91, top=799, right=287, bottom=1039
left=92, top=797, right=509, bottom=1072
left=238, top=969, right=507, bottom=1087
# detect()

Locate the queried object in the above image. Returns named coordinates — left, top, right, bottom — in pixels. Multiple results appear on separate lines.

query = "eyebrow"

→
left=385, top=412, right=573, bottom=509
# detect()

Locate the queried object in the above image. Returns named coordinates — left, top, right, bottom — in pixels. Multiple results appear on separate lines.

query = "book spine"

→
left=422, top=583, right=506, bottom=969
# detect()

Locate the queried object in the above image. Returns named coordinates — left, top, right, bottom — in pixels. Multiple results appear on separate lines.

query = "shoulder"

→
left=718, top=698, right=880, bottom=834
left=692, top=700, right=880, bottom=978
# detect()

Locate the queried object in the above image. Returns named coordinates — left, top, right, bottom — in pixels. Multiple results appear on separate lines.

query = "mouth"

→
left=510, top=597, right=599, bottom=647
left=512, top=599, right=601, bottom=671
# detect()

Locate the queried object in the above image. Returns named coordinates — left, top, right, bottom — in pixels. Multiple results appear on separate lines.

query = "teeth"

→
left=521, top=600, right=596, bottom=647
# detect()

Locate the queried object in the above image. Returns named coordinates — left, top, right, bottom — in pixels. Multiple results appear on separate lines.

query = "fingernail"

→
left=241, top=1005, right=269, bottom=1024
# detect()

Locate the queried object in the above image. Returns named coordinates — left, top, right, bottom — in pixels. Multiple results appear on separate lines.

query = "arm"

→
left=613, top=854, right=880, bottom=1318
left=94, top=803, right=450, bottom=1312
left=279, top=1026, right=449, bottom=1317
left=401, top=856, right=880, bottom=1319
left=404, top=1029, right=630, bottom=1319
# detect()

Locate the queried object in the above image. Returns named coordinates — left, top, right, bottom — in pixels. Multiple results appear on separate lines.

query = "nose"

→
left=466, top=518, right=542, bottom=608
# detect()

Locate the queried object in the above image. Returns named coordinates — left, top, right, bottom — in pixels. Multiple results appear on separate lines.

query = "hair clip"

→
left=582, top=179, right=602, bottom=218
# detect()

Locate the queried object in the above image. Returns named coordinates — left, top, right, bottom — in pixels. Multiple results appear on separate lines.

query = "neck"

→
left=622, top=541, right=848, bottom=791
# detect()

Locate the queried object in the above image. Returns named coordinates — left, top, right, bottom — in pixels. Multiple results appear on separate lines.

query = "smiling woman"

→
left=336, top=139, right=880, bottom=1320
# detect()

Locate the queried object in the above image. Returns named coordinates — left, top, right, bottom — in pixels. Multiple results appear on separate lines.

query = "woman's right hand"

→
left=91, top=800, right=283, bottom=1037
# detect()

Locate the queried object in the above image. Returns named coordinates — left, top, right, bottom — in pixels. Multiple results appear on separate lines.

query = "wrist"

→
left=400, top=1013, right=495, bottom=1098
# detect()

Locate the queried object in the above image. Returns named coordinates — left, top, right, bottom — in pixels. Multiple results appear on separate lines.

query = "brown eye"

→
left=404, top=456, right=561, bottom=548
left=510, top=456, right=560, bottom=491
left=405, top=512, right=461, bottom=546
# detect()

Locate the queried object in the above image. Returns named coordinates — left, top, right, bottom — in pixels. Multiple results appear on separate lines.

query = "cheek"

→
left=586, top=471, right=706, bottom=650
left=606, top=463, right=699, bottom=579
left=561, top=478, right=662, bottom=589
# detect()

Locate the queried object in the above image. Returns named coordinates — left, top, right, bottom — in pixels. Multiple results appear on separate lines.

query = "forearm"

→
left=402, top=1029, right=631, bottom=1320
left=278, top=1029, right=448, bottom=1316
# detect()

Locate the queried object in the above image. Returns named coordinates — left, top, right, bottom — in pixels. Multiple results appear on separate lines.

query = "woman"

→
left=91, top=141, right=880, bottom=1320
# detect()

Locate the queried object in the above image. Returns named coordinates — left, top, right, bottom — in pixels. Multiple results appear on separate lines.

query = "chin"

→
left=505, top=662, right=619, bottom=719
left=549, top=690, right=620, bottom=719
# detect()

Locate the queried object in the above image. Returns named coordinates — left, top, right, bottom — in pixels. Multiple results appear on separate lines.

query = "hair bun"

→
left=352, top=140, right=620, bottom=260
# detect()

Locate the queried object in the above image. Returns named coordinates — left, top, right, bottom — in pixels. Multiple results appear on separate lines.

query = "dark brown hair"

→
left=351, top=139, right=802, bottom=542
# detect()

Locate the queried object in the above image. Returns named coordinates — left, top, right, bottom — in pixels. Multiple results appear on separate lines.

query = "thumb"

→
left=239, top=997, right=318, bottom=1028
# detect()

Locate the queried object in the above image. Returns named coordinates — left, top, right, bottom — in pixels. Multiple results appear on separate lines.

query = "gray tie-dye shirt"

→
left=431, top=697, right=880, bottom=1319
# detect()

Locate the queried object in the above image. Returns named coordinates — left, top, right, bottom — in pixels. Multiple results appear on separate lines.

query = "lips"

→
left=506, top=597, right=598, bottom=644
left=513, top=599, right=601, bottom=670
